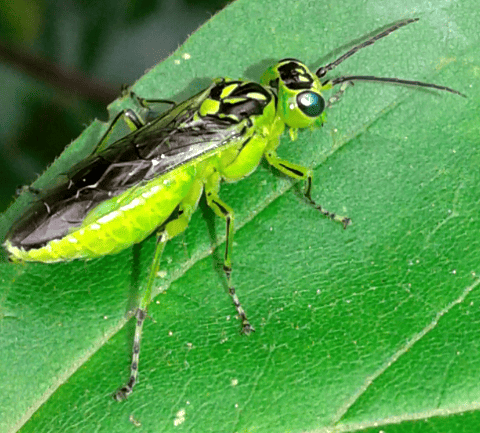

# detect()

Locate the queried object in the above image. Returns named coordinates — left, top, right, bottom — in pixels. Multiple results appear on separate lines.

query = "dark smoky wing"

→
left=102, top=114, right=241, bottom=189
left=7, top=110, right=242, bottom=250
left=6, top=186, right=109, bottom=250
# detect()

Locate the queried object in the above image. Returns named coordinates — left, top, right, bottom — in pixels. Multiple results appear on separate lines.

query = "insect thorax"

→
left=199, top=78, right=276, bottom=125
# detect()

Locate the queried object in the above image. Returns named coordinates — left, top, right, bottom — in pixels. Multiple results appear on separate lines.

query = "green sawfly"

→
left=4, top=18, right=465, bottom=400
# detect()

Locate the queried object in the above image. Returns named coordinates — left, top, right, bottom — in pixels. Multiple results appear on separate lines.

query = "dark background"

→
left=0, top=0, right=231, bottom=212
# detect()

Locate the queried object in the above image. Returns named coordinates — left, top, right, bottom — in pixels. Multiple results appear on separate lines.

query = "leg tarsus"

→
left=265, top=150, right=351, bottom=228
left=113, top=373, right=137, bottom=402
left=15, top=185, right=41, bottom=198
left=113, top=308, right=147, bottom=401
left=326, top=81, right=354, bottom=108
left=222, top=261, right=254, bottom=334
left=229, top=287, right=255, bottom=335
left=304, top=177, right=351, bottom=229
left=305, top=190, right=351, bottom=229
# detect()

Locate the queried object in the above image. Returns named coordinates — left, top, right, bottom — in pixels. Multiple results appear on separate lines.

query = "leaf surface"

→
left=1, top=0, right=479, bottom=432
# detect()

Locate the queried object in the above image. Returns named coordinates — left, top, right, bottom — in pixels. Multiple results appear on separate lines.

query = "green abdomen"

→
left=6, top=166, right=196, bottom=263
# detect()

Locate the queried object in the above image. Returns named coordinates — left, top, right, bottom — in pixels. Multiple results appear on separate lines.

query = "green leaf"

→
left=1, top=0, right=479, bottom=432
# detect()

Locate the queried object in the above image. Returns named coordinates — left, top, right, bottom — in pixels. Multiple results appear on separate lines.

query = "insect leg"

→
left=120, top=86, right=176, bottom=110
left=326, top=81, right=354, bottom=108
left=14, top=185, right=41, bottom=198
left=265, top=150, right=351, bottom=228
left=113, top=233, right=166, bottom=402
left=205, top=171, right=254, bottom=335
left=114, top=180, right=204, bottom=401
left=129, top=91, right=177, bottom=110
left=94, top=109, right=145, bottom=154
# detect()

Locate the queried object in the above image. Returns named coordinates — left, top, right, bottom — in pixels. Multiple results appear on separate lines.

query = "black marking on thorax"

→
left=209, top=80, right=272, bottom=123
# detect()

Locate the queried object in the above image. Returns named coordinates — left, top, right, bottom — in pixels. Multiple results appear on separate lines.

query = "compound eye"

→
left=296, top=91, right=325, bottom=117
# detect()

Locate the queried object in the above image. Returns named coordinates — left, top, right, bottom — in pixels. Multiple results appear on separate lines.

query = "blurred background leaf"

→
left=0, top=0, right=231, bottom=212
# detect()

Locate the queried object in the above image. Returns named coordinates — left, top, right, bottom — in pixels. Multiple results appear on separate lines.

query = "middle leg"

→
left=205, top=171, right=254, bottom=335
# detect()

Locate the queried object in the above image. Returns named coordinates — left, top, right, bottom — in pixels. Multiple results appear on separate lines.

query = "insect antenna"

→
left=315, top=18, right=466, bottom=97
left=316, top=18, right=420, bottom=78
left=328, top=75, right=466, bottom=97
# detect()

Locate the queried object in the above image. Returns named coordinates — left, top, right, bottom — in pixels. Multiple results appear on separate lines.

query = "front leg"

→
left=265, top=150, right=351, bottom=229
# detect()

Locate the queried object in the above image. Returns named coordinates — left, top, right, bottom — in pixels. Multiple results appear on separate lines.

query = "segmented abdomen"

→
left=5, top=167, right=196, bottom=263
